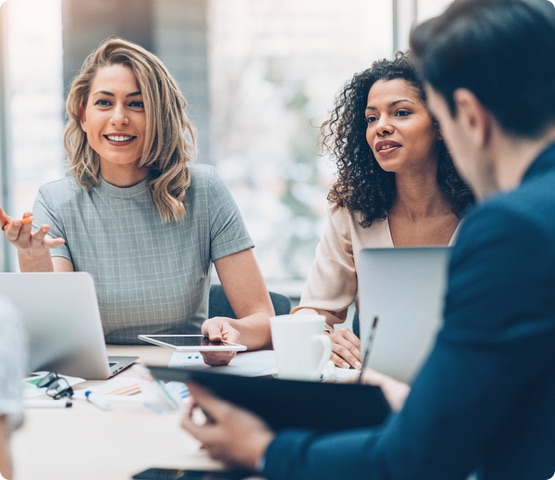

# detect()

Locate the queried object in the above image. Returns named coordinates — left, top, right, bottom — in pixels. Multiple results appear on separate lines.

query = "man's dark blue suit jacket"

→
left=263, top=144, right=555, bottom=480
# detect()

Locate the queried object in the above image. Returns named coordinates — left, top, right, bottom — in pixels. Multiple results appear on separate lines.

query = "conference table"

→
left=11, top=345, right=264, bottom=480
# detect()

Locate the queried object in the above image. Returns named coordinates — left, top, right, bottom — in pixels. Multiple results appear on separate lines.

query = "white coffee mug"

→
left=270, top=314, right=332, bottom=381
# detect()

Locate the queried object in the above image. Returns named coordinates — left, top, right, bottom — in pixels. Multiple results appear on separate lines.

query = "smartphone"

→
left=137, top=334, right=247, bottom=352
left=131, top=468, right=250, bottom=479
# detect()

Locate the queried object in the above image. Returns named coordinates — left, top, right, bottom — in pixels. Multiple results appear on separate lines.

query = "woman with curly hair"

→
left=292, top=52, right=474, bottom=369
left=1, top=38, right=274, bottom=366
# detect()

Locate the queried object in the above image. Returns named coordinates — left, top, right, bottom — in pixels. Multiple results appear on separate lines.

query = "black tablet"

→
left=147, top=366, right=391, bottom=431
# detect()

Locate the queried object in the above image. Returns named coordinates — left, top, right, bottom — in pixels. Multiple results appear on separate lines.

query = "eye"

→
left=366, top=115, right=378, bottom=124
left=395, top=109, right=411, bottom=117
left=129, top=100, right=144, bottom=109
left=94, top=99, right=112, bottom=107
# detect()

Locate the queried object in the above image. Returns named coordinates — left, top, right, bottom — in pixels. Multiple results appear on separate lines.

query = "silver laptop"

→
left=358, top=246, right=450, bottom=383
left=0, top=272, right=137, bottom=380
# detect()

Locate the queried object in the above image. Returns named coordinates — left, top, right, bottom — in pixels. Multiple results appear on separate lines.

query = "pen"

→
left=24, top=399, right=73, bottom=409
left=85, top=390, right=112, bottom=411
left=2, top=215, right=33, bottom=231
left=358, top=315, right=379, bottom=383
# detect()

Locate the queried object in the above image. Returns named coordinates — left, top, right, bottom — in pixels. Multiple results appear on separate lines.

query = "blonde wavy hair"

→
left=64, top=37, right=196, bottom=222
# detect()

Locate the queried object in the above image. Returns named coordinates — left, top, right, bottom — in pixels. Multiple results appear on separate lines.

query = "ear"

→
left=453, top=88, right=493, bottom=147
left=79, top=105, right=88, bottom=132
left=452, top=88, right=492, bottom=148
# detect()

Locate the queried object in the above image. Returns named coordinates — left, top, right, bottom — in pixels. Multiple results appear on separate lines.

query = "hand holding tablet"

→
left=138, top=334, right=247, bottom=352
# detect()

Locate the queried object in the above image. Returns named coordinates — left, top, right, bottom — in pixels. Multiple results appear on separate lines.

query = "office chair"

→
left=352, top=312, right=360, bottom=338
left=208, top=284, right=292, bottom=319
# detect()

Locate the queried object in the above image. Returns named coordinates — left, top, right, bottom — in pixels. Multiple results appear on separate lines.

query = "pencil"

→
left=357, top=315, right=379, bottom=383
left=2, top=215, right=33, bottom=231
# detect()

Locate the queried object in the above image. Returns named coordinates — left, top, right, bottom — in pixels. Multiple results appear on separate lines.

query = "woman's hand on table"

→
left=200, top=317, right=241, bottom=366
left=329, top=327, right=362, bottom=369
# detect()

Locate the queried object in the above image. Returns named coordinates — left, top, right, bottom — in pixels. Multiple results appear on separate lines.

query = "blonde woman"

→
left=1, top=38, right=273, bottom=365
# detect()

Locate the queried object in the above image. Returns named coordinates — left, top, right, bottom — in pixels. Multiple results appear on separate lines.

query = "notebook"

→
left=148, top=366, right=391, bottom=431
left=358, top=246, right=450, bottom=383
left=0, top=272, right=137, bottom=380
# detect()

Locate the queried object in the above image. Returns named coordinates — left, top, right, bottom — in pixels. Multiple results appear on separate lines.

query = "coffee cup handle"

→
left=314, top=334, right=332, bottom=377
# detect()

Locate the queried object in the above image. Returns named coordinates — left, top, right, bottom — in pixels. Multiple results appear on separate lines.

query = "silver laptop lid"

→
left=0, top=272, right=114, bottom=379
left=358, top=246, right=450, bottom=383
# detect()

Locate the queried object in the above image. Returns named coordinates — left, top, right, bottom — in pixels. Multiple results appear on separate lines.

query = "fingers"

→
left=181, top=395, right=207, bottom=434
left=201, top=318, right=224, bottom=342
left=201, top=350, right=236, bottom=367
left=3, top=215, right=65, bottom=251
left=186, top=382, right=232, bottom=424
left=0, top=207, right=12, bottom=228
left=339, top=327, right=361, bottom=348
left=203, top=317, right=241, bottom=343
left=3, top=218, right=32, bottom=242
left=2, top=211, right=32, bottom=232
left=360, top=370, right=410, bottom=411
left=200, top=319, right=241, bottom=366
left=181, top=382, right=275, bottom=470
left=43, top=232, right=66, bottom=248
left=329, top=328, right=362, bottom=369
left=330, top=351, right=349, bottom=368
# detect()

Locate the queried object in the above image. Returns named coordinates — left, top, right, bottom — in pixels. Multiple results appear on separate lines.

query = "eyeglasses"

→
left=37, top=372, right=74, bottom=400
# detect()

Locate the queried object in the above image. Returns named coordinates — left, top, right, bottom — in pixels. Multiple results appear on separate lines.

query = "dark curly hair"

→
left=322, top=51, right=475, bottom=227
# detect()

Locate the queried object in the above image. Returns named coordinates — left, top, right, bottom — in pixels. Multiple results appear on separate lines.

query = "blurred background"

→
left=0, top=0, right=454, bottom=297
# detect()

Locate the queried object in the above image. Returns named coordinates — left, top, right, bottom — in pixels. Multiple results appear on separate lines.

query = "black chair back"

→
left=208, top=284, right=292, bottom=319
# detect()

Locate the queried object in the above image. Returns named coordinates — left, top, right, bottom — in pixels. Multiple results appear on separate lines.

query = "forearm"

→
left=18, top=250, right=54, bottom=272
left=228, top=313, right=272, bottom=350
left=262, top=427, right=386, bottom=480
left=292, top=307, right=345, bottom=330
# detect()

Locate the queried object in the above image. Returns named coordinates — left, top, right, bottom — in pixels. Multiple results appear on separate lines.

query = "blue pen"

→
left=85, top=390, right=111, bottom=411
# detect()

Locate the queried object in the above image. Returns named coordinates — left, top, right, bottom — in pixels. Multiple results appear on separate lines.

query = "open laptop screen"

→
left=358, top=246, right=450, bottom=383
left=0, top=272, right=135, bottom=379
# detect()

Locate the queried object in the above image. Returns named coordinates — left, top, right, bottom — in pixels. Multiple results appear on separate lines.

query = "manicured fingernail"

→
left=355, top=361, right=362, bottom=369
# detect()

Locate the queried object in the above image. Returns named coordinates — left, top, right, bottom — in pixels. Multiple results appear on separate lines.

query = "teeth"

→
left=107, top=135, right=132, bottom=142
left=380, top=145, right=394, bottom=151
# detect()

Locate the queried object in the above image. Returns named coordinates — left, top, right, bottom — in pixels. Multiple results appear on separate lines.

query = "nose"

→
left=110, top=105, right=129, bottom=126
left=375, top=115, right=394, bottom=136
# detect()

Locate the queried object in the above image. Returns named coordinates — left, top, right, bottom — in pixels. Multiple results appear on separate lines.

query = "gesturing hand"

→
left=1, top=208, right=64, bottom=252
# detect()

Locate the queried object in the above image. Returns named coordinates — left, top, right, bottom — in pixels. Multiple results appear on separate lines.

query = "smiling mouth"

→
left=105, top=135, right=135, bottom=142
left=378, top=144, right=400, bottom=152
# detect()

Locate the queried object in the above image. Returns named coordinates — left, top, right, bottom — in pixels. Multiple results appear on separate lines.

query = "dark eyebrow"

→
left=92, top=90, right=142, bottom=97
left=366, top=98, right=416, bottom=111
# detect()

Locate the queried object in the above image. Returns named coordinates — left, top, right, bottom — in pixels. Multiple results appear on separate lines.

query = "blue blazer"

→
left=263, top=144, right=555, bottom=480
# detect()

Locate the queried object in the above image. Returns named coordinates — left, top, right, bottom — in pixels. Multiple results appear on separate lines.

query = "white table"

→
left=11, top=346, right=261, bottom=480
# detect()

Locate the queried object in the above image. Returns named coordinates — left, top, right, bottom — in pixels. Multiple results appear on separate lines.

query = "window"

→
left=1, top=0, right=405, bottom=282
left=208, top=0, right=392, bottom=280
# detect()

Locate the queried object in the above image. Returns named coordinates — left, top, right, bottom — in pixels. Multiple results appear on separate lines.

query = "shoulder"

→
left=189, top=163, right=220, bottom=185
left=187, top=163, right=228, bottom=194
left=37, top=177, right=83, bottom=201
left=452, top=185, right=555, bottom=285
left=326, top=201, right=389, bottom=246
left=326, top=202, right=360, bottom=226
left=461, top=183, right=554, bottom=247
